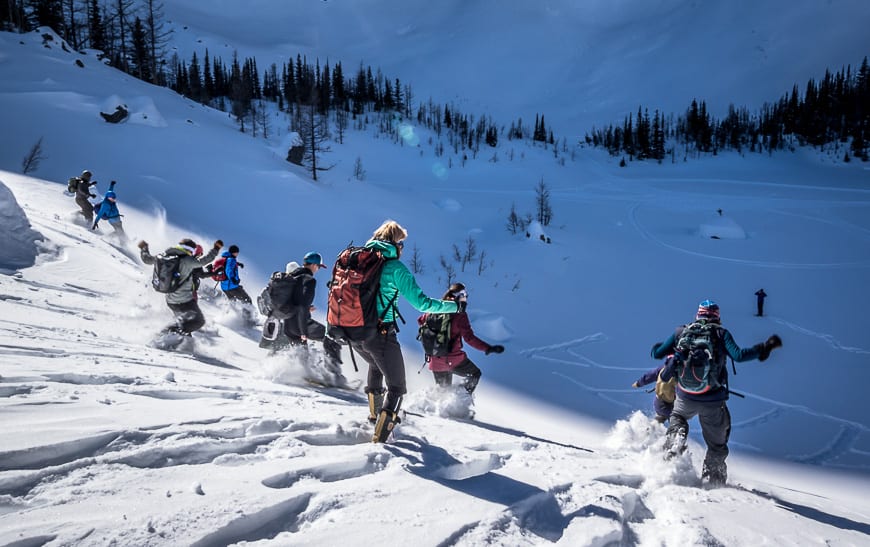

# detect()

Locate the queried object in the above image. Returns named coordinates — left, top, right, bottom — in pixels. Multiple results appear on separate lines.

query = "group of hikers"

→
left=66, top=175, right=785, bottom=484
left=67, top=170, right=126, bottom=240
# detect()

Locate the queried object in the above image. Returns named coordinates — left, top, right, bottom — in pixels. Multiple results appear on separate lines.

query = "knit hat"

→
left=696, top=299, right=720, bottom=320
left=285, top=261, right=300, bottom=274
left=303, top=251, right=327, bottom=269
left=105, top=190, right=116, bottom=199
left=229, top=245, right=239, bottom=254
left=178, top=238, right=197, bottom=255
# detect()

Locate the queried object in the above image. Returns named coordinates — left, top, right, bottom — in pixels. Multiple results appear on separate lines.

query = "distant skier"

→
left=754, top=288, right=767, bottom=317
left=650, top=299, right=782, bottom=486
left=92, top=180, right=125, bottom=241
left=73, top=169, right=98, bottom=224
left=138, top=238, right=223, bottom=346
left=632, top=355, right=677, bottom=423
left=418, top=282, right=504, bottom=395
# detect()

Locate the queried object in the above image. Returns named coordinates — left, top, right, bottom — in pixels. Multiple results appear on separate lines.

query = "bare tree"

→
left=409, top=243, right=424, bottom=274
left=535, top=177, right=553, bottom=226
left=21, top=137, right=46, bottom=174
left=353, top=157, right=366, bottom=181
left=461, top=236, right=477, bottom=272
left=439, top=254, right=455, bottom=287
left=298, top=104, right=333, bottom=181
left=335, top=108, right=348, bottom=144
left=477, top=249, right=489, bottom=276
left=142, top=0, right=171, bottom=85
left=506, top=202, right=520, bottom=235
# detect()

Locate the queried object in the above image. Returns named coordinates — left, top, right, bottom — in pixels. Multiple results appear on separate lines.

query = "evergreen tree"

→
left=129, top=17, right=152, bottom=83
left=87, top=0, right=105, bottom=52
left=143, top=0, right=171, bottom=85
left=30, top=0, right=63, bottom=33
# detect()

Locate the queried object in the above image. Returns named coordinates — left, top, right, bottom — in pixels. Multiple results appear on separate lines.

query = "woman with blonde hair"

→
left=354, top=220, right=459, bottom=442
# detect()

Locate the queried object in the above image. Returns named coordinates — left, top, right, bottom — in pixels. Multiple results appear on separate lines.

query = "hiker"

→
left=259, top=261, right=299, bottom=351
left=74, top=170, right=98, bottom=224
left=219, top=245, right=252, bottom=304
left=651, top=299, right=782, bottom=486
left=280, top=252, right=344, bottom=370
left=755, top=288, right=767, bottom=317
left=419, top=282, right=504, bottom=394
left=138, top=238, right=223, bottom=337
left=632, top=355, right=677, bottom=423
left=92, top=180, right=125, bottom=240
left=350, top=220, right=459, bottom=442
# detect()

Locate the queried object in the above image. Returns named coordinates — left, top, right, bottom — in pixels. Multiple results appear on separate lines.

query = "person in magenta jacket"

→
left=419, top=282, right=504, bottom=395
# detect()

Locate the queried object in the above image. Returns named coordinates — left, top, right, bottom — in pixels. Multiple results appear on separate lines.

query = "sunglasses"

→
left=453, top=290, right=468, bottom=299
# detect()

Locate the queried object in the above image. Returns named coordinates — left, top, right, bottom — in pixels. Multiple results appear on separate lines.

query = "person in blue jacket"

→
left=220, top=245, right=252, bottom=304
left=651, top=299, right=781, bottom=486
left=92, top=180, right=125, bottom=240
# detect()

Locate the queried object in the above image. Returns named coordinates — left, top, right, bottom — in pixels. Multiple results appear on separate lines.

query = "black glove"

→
left=204, top=264, right=213, bottom=272
left=651, top=342, right=663, bottom=357
left=486, top=345, right=504, bottom=355
left=766, top=334, right=783, bottom=350
left=232, top=278, right=240, bottom=285
left=90, top=193, right=97, bottom=198
left=91, top=222, right=98, bottom=230
left=237, top=262, right=244, bottom=268
left=214, top=239, right=223, bottom=249
left=757, top=334, right=782, bottom=362
left=456, top=300, right=467, bottom=312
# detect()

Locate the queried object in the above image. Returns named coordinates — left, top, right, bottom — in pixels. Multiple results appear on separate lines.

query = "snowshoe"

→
left=151, top=329, right=194, bottom=352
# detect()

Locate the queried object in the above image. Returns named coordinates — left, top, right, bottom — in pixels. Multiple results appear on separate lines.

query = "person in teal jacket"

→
left=353, top=220, right=459, bottom=443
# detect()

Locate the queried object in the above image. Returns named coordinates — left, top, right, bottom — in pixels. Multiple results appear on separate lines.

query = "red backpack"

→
left=210, top=256, right=228, bottom=282
left=326, top=246, right=391, bottom=343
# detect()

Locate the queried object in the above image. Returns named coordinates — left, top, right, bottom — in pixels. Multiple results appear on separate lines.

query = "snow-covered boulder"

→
left=699, top=214, right=746, bottom=239
left=0, top=180, right=44, bottom=272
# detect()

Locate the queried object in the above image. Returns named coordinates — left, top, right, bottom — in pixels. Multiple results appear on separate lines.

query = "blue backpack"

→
left=674, top=321, right=725, bottom=395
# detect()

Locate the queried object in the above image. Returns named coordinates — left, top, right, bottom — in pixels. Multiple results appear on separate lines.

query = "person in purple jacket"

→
left=632, top=355, right=676, bottom=423
left=651, top=299, right=782, bottom=486
left=419, top=283, right=504, bottom=395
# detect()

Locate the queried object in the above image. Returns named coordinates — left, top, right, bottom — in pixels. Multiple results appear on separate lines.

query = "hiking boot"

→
left=663, top=427, right=687, bottom=460
left=372, top=409, right=401, bottom=443
left=323, top=337, right=343, bottom=365
left=367, top=391, right=384, bottom=424
left=702, top=462, right=727, bottom=487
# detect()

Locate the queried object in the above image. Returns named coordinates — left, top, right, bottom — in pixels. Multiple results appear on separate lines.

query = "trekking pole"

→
left=728, top=389, right=745, bottom=398
left=347, top=343, right=359, bottom=372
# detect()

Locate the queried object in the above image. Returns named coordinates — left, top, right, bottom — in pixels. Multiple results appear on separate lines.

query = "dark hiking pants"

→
left=433, top=358, right=482, bottom=393
left=355, top=323, right=405, bottom=413
left=224, top=286, right=252, bottom=304
left=166, top=300, right=206, bottom=335
left=76, top=195, right=94, bottom=223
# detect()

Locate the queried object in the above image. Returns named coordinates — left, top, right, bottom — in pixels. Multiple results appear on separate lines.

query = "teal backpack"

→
left=674, top=321, right=725, bottom=395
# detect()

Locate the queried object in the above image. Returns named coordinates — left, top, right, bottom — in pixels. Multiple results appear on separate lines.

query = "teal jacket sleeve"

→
left=391, top=261, right=458, bottom=314
left=722, top=329, right=762, bottom=362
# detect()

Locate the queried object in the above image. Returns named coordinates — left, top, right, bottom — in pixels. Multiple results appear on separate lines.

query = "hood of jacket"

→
left=365, top=238, right=399, bottom=258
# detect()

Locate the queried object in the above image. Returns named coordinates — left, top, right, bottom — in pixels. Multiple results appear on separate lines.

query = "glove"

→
left=651, top=342, right=663, bottom=357
left=90, top=193, right=97, bottom=198
left=456, top=300, right=467, bottom=312
left=757, top=334, right=782, bottom=362
left=91, top=222, right=98, bottom=230
left=137, top=240, right=149, bottom=250
left=214, top=239, right=223, bottom=249
left=232, top=278, right=240, bottom=285
left=632, top=381, right=640, bottom=388
left=485, top=345, right=504, bottom=355
left=237, top=262, right=244, bottom=268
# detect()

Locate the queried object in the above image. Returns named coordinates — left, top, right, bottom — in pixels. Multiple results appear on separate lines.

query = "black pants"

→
left=75, top=195, right=94, bottom=223
left=433, top=358, right=482, bottom=393
left=224, top=286, right=252, bottom=304
left=756, top=300, right=764, bottom=316
left=353, top=325, right=405, bottom=413
left=166, top=300, right=206, bottom=334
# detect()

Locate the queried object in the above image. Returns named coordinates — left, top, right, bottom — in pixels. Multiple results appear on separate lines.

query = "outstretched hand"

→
left=632, top=381, right=639, bottom=388
left=486, top=345, right=504, bottom=355
left=214, top=239, right=223, bottom=249
left=137, top=240, right=149, bottom=250
left=757, top=334, right=782, bottom=362
left=650, top=342, right=663, bottom=357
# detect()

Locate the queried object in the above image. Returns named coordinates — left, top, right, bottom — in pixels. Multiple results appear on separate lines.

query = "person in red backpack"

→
left=352, top=220, right=459, bottom=442
left=420, top=283, right=504, bottom=394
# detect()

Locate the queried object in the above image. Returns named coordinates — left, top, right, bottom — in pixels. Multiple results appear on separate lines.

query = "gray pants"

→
left=666, top=396, right=731, bottom=481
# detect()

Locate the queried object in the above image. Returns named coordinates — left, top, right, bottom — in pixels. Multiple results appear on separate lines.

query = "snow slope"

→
left=1, top=169, right=868, bottom=546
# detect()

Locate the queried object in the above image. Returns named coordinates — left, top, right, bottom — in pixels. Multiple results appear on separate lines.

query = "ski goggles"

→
left=453, top=290, right=468, bottom=299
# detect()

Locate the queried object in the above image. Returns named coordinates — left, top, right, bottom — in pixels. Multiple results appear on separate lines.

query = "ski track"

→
left=627, top=202, right=870, bottom=269
left=525, top=332, right=870, bottom=470
left=771, top=316, right=870, bottom=355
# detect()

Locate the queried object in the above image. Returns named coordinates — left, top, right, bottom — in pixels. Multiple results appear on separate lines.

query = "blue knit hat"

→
left=696, top=299, right=720, bottom=320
